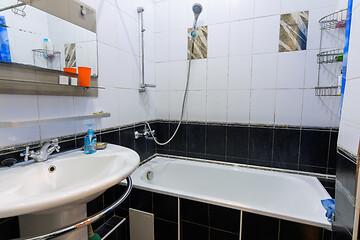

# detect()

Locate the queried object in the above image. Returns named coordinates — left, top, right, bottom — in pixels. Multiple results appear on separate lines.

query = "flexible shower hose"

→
left=145, top=35, right=196, bottom=146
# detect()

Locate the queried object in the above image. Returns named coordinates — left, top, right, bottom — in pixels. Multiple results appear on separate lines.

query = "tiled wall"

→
left=154, top=121, right=337, bottom=176
left=113, top=186, right=333, bottom=240
left=154, top=0, right=346, bottom=128
left=0, top=0, right=156, bottom=149
left=334, top=0, right=360, bottom=238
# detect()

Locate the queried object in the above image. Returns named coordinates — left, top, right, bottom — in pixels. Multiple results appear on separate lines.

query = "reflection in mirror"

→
left=0, top=0, right=98, bottom=76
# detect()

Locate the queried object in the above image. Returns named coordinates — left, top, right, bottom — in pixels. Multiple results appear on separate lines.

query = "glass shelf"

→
left=0, top=113, right=111, bottom=128
left=315, top=86, right=341, bottom=96
left=0, top=78, right=105, bottom=89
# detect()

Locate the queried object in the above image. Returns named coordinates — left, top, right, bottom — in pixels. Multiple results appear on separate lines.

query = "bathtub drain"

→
left=146, top=171, right=153, bottom=180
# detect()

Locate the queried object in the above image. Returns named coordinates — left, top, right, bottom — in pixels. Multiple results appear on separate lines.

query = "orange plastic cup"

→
left=63, top=67, right=77, bottom=74
left=78, top=67, right=91, bottom=87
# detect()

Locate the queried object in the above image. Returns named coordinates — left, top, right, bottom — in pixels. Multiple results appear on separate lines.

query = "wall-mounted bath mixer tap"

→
left=135, top=129, right=156, bottom=140
left=20, top=138, right=60, bottom=162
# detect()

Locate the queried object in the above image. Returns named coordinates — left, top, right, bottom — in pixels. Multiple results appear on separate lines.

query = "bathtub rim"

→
left=125, top=154, right=333, bottom=230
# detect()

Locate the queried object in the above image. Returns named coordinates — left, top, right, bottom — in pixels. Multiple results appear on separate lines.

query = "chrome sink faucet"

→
left=21, top=139, right=60, bottom=162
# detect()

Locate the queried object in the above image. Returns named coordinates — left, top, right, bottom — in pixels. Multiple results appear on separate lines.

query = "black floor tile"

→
left=249, top=127, right=273, bottom=161
left=226, top=126, right=249, bottom=159
left=155, top=218, right=178, bottom=240
left=273, top=129, right=300, bottom=164
left=153, top=193, right=178, bottom=222
left=242, top=212, right=279, bottom=240
left=209, top=204, right=240, bottom=234
left=181, top=221, right=208, bottom=240
left=0, top=217, right=19, bottom=240
left=187, top=124, right=206, bottom=154
left=206, top=125, right=226, bottom=157
left=279, top=220, right=322, bottom=240
left=181, top=199, right=208, bottom=226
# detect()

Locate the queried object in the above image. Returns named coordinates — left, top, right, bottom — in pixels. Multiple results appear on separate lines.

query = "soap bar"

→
left=97, top=142, right=107, bottom=150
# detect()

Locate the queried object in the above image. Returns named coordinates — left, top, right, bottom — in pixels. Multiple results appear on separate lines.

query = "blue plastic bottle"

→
left=84, top=124, right=97, bottom=154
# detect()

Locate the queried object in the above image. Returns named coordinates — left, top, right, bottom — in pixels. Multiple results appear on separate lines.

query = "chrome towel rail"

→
left=17, top=177, right=133, bottom=240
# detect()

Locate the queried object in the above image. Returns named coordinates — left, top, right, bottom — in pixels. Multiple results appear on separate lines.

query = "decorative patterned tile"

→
left=279, top=11, right=309, bottom=52
left=188, top=26, right=208, bottom=59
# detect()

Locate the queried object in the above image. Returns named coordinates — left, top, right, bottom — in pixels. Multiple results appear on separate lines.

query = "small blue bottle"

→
left=84, top=124, right=97, bottom=154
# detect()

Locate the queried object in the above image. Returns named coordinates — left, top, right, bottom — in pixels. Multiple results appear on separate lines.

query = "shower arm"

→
left=137, top=7, right=155, bottom=93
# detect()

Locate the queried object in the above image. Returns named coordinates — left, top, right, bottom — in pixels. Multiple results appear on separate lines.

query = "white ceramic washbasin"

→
left=0, top=144, right=140, bottom=218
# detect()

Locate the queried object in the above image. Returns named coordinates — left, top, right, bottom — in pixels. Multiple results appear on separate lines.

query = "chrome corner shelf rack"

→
left=0, top=113, right=110, bottom=128
left=32, top=49, right=62, bottom=71
left=316, top=8, right=347, bottom=97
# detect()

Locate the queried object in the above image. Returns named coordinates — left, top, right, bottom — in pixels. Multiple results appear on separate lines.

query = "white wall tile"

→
left=208, top=0, right=231, bottom=24
left=97, top=0, right=117, bottom=47
left=207, top=57, right=228, bottom=90
left=251, top=53, right=277, bottom=89
left=275, top=89, right=303, bottom=126
left=98, top=88, right=120, bottom=129
left=227, top=90, right=250, bottom=123
left=230, top=0, right=255, bottom=21
left=277, top=51, right=306, bottom=89
left=156, top=91, right=170, bottom=119
left=156, top=62, right=170, bottom=90
left=170, top=91, right=186, bottom=120
left=186, top=90, right=207, bottom=121
left=155, top=32, right=169, bottom=62
left=229, top=19, right=253, bottom=56
left=169, top=0, right=188, bottom=30
left=169, top=29, right=188, bottom=61
left=169, top=61, right=188, bottom=90
left=304, top=50, right=319, bottom=88
left=98, top=43, right=119, bottom=87
left=118, top=50, right=135, bottom=88
left=206, top=90, right=227, bottom=122
left=301, top=89, right=333, bottom=127
left=253, top=15, right=280, bottom=54
left=208, top=23, right=230, bottom=58
left=188, top=59, right=207, bottom=90
left=254, top=0, right=280, bottom=17
left=281, top=0, right=310, bottom=14
left=228, top=55, right=252, bottom=89
left=347, top=5, right=360, bottom=80
left=250, top=89, right=276, bottom=125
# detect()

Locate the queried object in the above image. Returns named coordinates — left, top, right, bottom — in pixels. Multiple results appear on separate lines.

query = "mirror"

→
left=0, top=0, right=98, bottom=77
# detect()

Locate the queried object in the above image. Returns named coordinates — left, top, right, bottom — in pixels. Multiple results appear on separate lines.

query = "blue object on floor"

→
left=321, top=199, right=335, bottom=222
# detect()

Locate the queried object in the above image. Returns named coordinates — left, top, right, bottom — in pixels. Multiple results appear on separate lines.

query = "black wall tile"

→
left=210, top=228, right=239, bottom=240
left=206, top=125, right=226, bottom=156
left=334, top=185, right=355, bottom=234
left=120, top=128, right=135, bottom=150
left=153, top=193, right=178, bottom=223
left=155, top=219, right=178, bottom=240
left=328, top=131, right=338, bottom=169
left=279, top=220, right=322, bottom=240
left=299, top=165, right=327, bottom=174
left=249, top=128, right=273, bottom=161
left=209, top=205, right=240, bottom=234
left=271, top=162, right=298, bottom=171
left=101, top=130, right=120, bottom=145
left=134, top=126, right=147, bottom=158
left=58, top=139, right=76, bottom=152
left=273, top=129, right=300, bottom=164
left=226, top=156, right=247, bottom=164
left=336, top=152, right=357, bottom=197
left=299, top=130, right=330, bottom=168
left=187, top=124, right=206, bottom=154
left=181, top=221, right=208, bottom=240
left=0, top=217, right=19, bottom=240
left=242, top=212, right=279, bottom=240
left=170, top=123, right=187, bottom=152
left=248, top=159, right=272, bottom=168
left=181, top=199, right=208, bottom=226
left=155, top=123, right=170, bottom=151
left=130, top=188, right=153, bottom=213
left=226, top=126, right=249, bottom=159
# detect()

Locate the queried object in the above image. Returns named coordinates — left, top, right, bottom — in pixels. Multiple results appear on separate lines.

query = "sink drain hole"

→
left=48, top=165, right=56, bottom=173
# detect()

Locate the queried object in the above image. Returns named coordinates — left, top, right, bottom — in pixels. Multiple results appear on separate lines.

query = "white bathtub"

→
left=130, top=156, right=332, bottom=230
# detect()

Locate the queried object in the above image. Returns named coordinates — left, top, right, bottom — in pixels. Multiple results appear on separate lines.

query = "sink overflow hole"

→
left=48, top=165, right=56, bottom=173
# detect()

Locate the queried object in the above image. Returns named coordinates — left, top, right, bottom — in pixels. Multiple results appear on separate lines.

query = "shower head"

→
left=192, top=3, right=203, bottom=21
